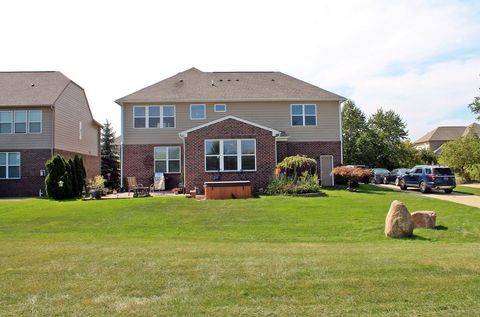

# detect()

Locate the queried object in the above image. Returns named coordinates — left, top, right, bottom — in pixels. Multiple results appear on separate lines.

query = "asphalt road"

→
left=374, top=183, right=480, bottom=208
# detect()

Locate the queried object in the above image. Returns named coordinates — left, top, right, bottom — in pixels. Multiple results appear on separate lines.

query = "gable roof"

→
left=414, top=126, right=470, bottom=144
left=462, top=122, right=480, bottom=137
left=0, top=71, right=71, bottom=106
left=179, top=115, right=281, bottom=137
left=116, top=67, right=346, bottom=104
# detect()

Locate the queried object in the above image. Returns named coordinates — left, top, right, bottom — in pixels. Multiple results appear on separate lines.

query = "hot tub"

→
left=203, top=181, right=252, bottom=199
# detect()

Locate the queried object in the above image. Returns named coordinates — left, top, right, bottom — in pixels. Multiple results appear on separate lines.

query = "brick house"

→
left=0, top=71, right=101, bottom=197
left=116, top=67, right=345, bottom=193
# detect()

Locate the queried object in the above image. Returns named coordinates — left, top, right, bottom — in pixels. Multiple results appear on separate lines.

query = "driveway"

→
left=374, top=184, right=480, bottom=208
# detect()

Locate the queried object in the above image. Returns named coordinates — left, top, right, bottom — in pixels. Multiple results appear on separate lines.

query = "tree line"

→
left=342, top=100, right=436, bottom=170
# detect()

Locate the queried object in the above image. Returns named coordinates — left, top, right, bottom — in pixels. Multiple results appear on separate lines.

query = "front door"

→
left=320, top=155, right=334, bottom=187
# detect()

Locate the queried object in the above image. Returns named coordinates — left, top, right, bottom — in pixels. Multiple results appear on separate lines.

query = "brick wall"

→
left=0, top=149, right=51, bottom=197
left=54, top=149, right=100, bottom=181
left=277, top=141, right=342, bottom=174
left=123, top=144, right=183, bottom=190
left=184, top=118, right=277, bottom=193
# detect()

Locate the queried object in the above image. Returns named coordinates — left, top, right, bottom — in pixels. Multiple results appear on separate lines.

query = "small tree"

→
left=74, top=155, right=86, bottom=193
left=68, top=158, right=79, bottom=196
left=45, top=155, right=67, bottom=200
left=469, top=88, right=480, bottom=120
left=331, top=166, right=372, bottom=191
left=277, top=155, right=317, bottom=179
left=101, top=120, right=120, bottom=189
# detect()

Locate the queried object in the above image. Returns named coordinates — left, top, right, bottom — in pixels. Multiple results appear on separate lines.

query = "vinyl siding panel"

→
left=123, top=101, right=340, bottom=144
left=54, top=83, right=99, bottom=156
left=0, top=106, right=53, bottom=149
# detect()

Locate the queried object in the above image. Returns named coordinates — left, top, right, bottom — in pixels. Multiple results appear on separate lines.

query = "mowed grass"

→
left=1, top=185, right=480, bottom=316
left=456, top=185, right=480, bottom=196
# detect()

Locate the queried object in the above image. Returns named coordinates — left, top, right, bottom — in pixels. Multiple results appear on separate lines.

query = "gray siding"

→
left=0, top=106, right=53, bottom=149
left=123, top=101, right=340, bottom=144
left=54, top=82, right=99, bottom=156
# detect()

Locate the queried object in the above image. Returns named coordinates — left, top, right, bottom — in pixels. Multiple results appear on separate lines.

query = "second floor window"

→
left=291, top=104, right=317, bottom=126
left=190, top=104, right=206, bottom=120
left=0, top=110, right=42, bottom=134
left=133, top=106, right=176, bottom=129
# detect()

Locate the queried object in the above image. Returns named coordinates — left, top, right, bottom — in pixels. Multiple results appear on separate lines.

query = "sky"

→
left=1, top=0, right=479, bottom=141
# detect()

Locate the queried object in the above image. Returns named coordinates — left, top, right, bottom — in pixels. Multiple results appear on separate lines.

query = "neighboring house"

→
left=414, top=123, right=480, bottom=154
left=0, top=71, right=102, bottom=197
left=115, top=67, right=346, bottom=192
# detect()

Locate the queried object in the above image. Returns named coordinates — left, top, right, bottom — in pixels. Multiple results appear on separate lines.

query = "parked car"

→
left=398, top=165, right=456, bottom=193
left=370, top=168, right=390, bottom=184
left=383, top=168, right=409, bottom=186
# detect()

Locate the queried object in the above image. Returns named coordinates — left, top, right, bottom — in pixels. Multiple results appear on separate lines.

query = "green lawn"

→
left=455, top=185, right=480, bottom=196
left=1, top=185, right=479, bottom=316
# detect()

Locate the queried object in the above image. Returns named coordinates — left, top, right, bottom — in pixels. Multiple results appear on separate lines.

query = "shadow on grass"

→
left=406, top=234, right=430, bottom=241
left=434, top=225, right=448, bottom=231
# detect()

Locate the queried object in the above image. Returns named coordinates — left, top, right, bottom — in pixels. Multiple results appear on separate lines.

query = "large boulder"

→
left=385, top=200, right=414, bottom=238
left=411, top=211, right=436, bottom=229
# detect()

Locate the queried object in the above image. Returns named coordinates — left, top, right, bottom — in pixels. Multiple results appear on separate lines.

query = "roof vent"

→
left=219, top=79, right=223, bottom=82
left=236, top=79, right=239, bottom=81
left=271, top=79, right=275, bottom=81
left=31, top=83, right=35, bottom=87
left=179, top=79, right=183, bottom=82
left=227, top=79, right=231, bottom=82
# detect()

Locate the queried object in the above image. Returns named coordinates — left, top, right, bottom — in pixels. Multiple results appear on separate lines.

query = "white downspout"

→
left=338, top=100, right=344, bottom=165
left=180, top=133, right=186, bottom=189
left=120, top=103, right=124, bottom=189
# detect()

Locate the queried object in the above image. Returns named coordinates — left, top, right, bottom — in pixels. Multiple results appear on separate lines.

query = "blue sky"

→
left=1, top=0, right=479, bottom=140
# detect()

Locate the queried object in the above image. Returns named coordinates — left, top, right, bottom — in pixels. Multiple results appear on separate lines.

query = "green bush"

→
left=45, top=154, right=86, bottom=200
left=266, top=172, right=321, bottom=195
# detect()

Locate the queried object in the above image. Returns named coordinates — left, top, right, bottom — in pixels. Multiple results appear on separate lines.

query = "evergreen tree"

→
left=100, top=120, right=120, bottom=189
left=45, top=155, right=67, bottom=200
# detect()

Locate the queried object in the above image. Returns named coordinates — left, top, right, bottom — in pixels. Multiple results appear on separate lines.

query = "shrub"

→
left=277, top=155, right=317, bottom=179
left=45, top=154, right=86, bottom=200
left=87, top=175, right=106, bottom=191
left=331, top=166, right=372, bottom=191
left=266, top=172, right=321, bottom=195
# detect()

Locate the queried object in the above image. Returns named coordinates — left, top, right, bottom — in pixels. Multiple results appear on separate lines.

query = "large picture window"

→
left=205, top=139, right=256, bottom=172
left=154, top=146, right=181, bottom=173
left=0, top=152, right=20, bottom=179
left=291, top=104, right=317, bottom=126
left=134, top=106, right=176, bottom=128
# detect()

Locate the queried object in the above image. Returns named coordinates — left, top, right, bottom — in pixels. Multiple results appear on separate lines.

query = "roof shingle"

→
left=116, top=67, right=345, bottom=104
left=0, top=71, right=71, bottom=106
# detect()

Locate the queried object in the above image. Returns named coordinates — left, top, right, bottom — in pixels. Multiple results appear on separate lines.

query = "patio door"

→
left=320, top=155, right=334, bottom=187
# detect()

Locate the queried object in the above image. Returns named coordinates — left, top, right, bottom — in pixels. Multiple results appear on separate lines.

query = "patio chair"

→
left=127, top=176, right=143, bottom=196
left=150, top=173, right=165, bottom=192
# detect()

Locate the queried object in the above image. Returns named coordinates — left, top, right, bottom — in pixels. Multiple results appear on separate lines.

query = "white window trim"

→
left=28, top=110, right=42, bottom=134
left=190, top=104, right=206, bottom=120
left=214, top=104, right=227, bottom=112
left=154, top=146, right=181, bottom=174
left=204, top=139, right=257, bottom=172
left=0, top=152, right=21, bottom=179
left=290, top=104, right=317, bottom=127
left=0, top=111, right=13, bottom=134
left=14, top=110, right=27, bottom=134
left=133, top=105, right=176, bottom=129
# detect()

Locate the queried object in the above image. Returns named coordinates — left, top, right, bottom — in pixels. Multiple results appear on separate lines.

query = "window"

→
left=0, top=152, right=20, bottom=179
left=14, top=111, right=27, bottom=133
left=291, top=104, right=316, bottom=126
left=205, top=139, right=256, bottom=172
left=0, top=111, right=12, bottom=134
left=154, top=146, right=181, bottom=173
left=134, top=106, right=176, bottom=128
left=214, top=104, right=226, bottom=112
left=190, top=104, right=206, bottom=120
left=28, top=111, right=42, bottom=133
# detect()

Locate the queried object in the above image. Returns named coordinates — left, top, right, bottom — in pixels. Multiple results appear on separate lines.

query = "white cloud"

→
left=0, top=0, right=479, bottom=140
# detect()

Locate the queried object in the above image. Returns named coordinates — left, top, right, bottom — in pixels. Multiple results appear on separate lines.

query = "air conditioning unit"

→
left=40, top=169, right=46, bottom=176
